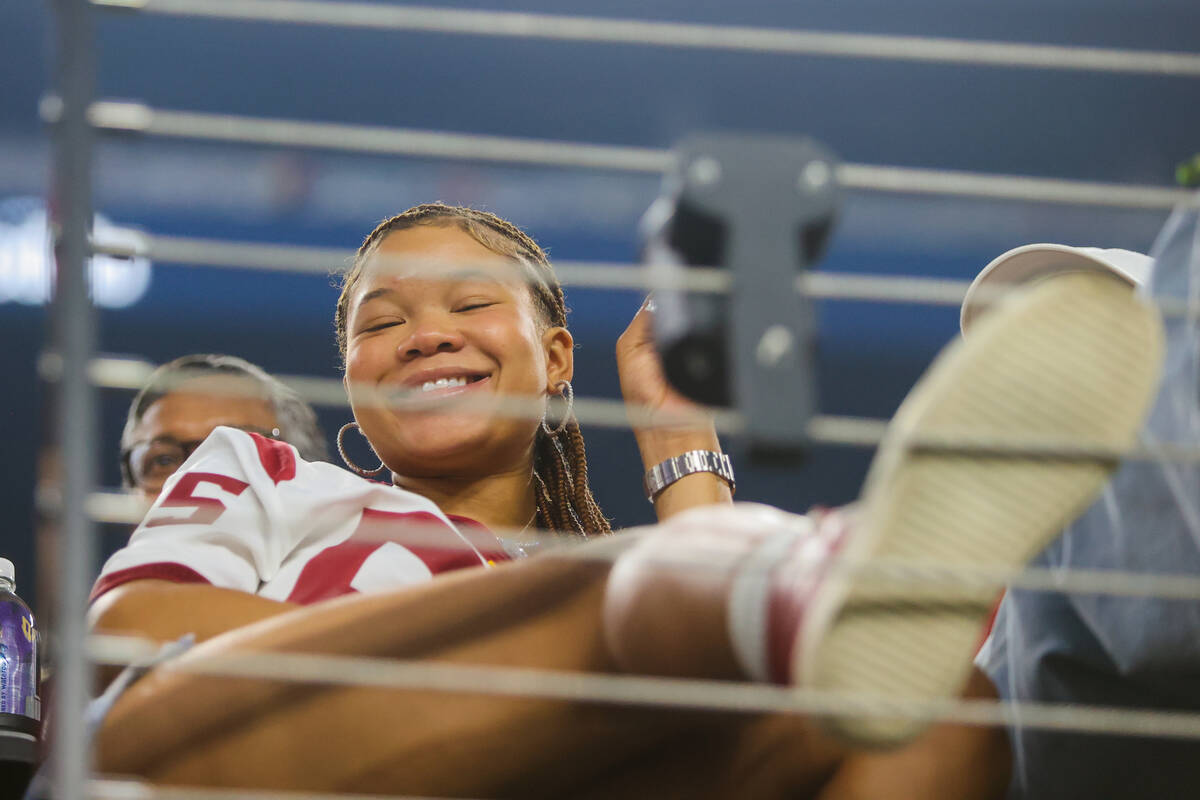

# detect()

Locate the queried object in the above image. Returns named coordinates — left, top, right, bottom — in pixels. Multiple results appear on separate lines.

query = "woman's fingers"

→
left=618, top=295, right=656, bottom=352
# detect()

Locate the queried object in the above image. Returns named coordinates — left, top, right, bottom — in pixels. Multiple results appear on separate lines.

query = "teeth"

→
left=420, top=376, right=469, bottom=393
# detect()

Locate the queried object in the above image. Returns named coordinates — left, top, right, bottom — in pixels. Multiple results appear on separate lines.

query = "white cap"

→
left=0, top=558, right=13, bottom=583
left=960, top=244, right=1152, bottom=335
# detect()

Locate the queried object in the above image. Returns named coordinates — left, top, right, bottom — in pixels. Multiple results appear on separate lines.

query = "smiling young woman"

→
left=340, top=211, right=592, bottom=534
left=90, top=205, right=731, bottom=622
left=332, top=203, right=732, bottom=537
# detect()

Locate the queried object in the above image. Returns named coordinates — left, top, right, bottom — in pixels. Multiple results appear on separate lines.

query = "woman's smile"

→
left=388, top=372, right=493, bottom=405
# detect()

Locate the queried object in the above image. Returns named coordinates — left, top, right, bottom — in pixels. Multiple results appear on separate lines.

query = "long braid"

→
left=564, top=423, right=608, bottom=532
left=337, top=203, right=611, bottom=538
left=531, top=424, right=609, bottom=537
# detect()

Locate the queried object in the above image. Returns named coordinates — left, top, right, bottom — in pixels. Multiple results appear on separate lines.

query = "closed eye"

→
left=361, top=320, right=404, bottom=333
left=455, top=302, right=496, bottom=313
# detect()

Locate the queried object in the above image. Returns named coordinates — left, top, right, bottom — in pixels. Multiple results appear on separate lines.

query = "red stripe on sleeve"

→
left=249, top=432, right=297, bottom=484
left=89, top=562, right=211, bottom=603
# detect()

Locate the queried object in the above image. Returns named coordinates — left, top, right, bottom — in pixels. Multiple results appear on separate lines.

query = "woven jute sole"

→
left=797, top=273, right=1164, bottom=746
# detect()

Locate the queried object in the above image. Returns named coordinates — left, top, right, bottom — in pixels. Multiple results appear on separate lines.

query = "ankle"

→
left=728, top=508, right=853, bottom=684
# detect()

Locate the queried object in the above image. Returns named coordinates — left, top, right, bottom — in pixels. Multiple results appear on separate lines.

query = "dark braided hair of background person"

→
left=335, top=203, right=612, bottom=537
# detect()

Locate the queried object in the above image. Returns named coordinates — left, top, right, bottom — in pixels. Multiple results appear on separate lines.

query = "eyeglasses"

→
left=124, top=426, right=281, bottom=490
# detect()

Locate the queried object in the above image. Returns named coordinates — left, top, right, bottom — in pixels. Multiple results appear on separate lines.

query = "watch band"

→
left=643, top=450, right=735, bottom=503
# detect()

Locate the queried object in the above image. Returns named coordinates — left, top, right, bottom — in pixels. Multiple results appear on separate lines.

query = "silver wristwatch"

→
left=643, top=450, right=735, bottom=503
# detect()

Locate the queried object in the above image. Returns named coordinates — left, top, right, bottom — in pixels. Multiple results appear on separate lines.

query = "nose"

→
left=398, top=313, right=465, bottom=360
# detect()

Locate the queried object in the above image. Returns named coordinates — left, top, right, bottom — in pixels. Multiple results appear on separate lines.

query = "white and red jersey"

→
left=92, top=426, right=510, bottom=605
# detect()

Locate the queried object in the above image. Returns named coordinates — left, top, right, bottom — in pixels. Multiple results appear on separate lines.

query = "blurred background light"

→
left=0, top=197, right=151, bottom=309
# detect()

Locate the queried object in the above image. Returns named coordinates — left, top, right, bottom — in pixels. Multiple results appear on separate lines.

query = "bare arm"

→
left=89, top=580, right=297, bottom=644
left=618, top=299, right=734, bottom=521
left=95, top=557, right=635, bottom=794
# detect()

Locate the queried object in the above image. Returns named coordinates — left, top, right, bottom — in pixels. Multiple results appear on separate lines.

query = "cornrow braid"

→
left=336, top=203, right=611, bottom=538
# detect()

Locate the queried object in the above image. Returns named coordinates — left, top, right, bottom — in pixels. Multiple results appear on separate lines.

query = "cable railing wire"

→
left=73, top=490, right=1200, bottom=604
left=81, top=101, right=672, bottom=173
left=89, top=233, right=732, bottom=293
left=91, top=232, right=1200, bottom=319
left=50, top=352, right=1200, bottom=463
left=90, top=231, right=965, bottom=302
left=91, top=0, right=1200, bottom=78
left=71, top=101, right=1196, bottom=210
left=89, top=779, right=460, bottom=800
left=86, top=633, right=1200, bottom=742
left=46, top=352, right=745, bottom=434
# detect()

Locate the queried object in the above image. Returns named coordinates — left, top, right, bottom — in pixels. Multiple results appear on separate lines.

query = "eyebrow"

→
left=356, top=287, right=394, bottom=310
left=135, top=434, right=188, bottom=448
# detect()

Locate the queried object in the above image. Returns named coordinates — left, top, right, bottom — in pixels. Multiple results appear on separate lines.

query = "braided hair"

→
left=335, top=203, right=611, bottom=537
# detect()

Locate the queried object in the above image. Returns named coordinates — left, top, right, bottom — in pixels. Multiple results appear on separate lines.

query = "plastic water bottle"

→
left=0, top=557, right=39, bottom=776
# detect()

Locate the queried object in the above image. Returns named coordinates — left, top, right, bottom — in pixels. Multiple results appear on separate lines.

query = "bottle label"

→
left=0, top=599, right=38, bottom=720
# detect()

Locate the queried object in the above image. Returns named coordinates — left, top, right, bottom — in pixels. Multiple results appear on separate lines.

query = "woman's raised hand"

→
left=616, top=297, right=733, bottom=517
left=615, top=296, right=708, bottom=432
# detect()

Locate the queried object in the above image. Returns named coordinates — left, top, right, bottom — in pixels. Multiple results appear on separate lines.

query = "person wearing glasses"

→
left=119, top=353, right=329, bottom=503
left=15, top=355, right=331, bottom=800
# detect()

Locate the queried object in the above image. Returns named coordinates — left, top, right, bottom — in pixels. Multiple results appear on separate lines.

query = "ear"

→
left=542, top=325, right=574, bottom=391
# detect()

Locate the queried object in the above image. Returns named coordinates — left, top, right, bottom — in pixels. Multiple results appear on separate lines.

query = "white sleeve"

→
left=92, top=426, right=312, bottom=600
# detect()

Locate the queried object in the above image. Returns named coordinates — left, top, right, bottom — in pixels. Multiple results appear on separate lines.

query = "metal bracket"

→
left=641, top=132, right=841, bottom=454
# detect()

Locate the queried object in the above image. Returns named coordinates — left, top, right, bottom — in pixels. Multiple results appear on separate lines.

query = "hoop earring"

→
left=337, top=422, right=386, bottom=477
left=541, top=379, right=574, bottom=436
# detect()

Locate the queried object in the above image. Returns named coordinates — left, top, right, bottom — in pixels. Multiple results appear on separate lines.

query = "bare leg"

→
left=98, top=519, right=1012, bottom=799
left=815, top=670, right=1011, bottom=800
left=97, top=548, right=843, bottom=797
